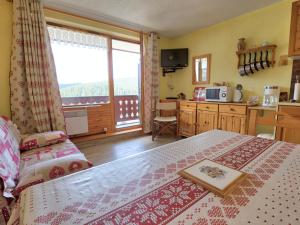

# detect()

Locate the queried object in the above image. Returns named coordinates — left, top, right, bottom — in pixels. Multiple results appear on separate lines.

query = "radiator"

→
left=64, top=110, right=88, bottom=135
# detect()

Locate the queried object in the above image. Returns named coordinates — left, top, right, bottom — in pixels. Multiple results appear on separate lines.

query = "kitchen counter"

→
left=180, top=100, right=248, bottom=106
left=278, top=102, right=300, bottom=107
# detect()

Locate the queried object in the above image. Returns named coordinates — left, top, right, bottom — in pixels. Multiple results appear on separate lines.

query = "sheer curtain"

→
left=143, top=32, right=159, bottom=133
left=10, top=0, right=65, bottom=134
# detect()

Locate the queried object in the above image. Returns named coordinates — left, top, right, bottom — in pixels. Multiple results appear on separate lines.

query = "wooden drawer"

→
left=219, top=104, right=247, bottom=115
left=197, top=103, right=218, bottom=112
left=180, top=101, right=197, bottom=110
left=278, top=105, right=300, bottom=116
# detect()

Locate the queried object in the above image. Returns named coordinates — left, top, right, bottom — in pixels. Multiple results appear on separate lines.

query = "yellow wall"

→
left=0, top=0, right=295, bottom=117
left=0, top=0, right=12, bottom=116
left=159, top=0, right=293, bottom=102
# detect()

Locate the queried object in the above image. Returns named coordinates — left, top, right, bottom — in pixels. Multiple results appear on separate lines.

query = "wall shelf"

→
left=236, top=44, right=277, bottom=55
left=236, top=44, right=277, bottom=75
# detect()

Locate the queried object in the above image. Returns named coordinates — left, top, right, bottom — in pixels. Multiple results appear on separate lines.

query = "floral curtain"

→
left=143, top=32, right=159, bottom=133
left=10, top=0, right=65, bottom=134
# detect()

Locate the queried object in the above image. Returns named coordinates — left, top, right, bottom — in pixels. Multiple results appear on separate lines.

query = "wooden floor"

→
left=76, top=133, right=177, bottom=166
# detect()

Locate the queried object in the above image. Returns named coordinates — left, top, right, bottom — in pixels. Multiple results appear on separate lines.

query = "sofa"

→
left=0, top=116, right=92, bottom=224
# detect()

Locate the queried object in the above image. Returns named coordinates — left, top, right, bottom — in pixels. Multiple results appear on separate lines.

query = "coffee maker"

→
left=262, top=85, right=280, bottom=107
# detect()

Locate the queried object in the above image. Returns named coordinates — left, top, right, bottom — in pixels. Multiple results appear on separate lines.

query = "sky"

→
left=51, top=42, right=140, bottom=85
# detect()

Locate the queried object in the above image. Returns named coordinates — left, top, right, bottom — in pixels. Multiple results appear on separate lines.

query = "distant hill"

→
left=59, top=78, right=139, bottom=97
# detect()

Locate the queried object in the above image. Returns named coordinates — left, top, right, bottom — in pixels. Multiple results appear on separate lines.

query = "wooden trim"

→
left=112, top=36, right=141, bottom=45
left=192, top=54, right=211, bottom=85
left=111, top=48, right=140, bottom=55
left=44, top=7, right=147, bottom=36
left=289, top=1, right=299, bottom=56
left=236, top=44, right=277, bottom=55
left=140, top=33, right=145, bottom=132
left=107, top=38, right=116, bottom=132
left=115, top=124, right=142, bottom=132
left=71, top=127, right=143, bottom=143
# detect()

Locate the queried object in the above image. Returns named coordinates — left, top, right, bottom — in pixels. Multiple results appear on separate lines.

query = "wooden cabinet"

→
left=289, top=0, right=300, bottom=56
left=218, top=113, right=246, bottom=134
left=196, top=103, right=218, bottom=134
left=218, top=104, right=247, bottom=134
left=275, top=105, right=300, bottom=144
left=179, top=101, right=248, bottom=136
left=179, top=102, right=197, bottom=137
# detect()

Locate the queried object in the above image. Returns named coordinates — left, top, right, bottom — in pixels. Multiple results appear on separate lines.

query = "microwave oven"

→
left=205, top=86, right=233, bottom=102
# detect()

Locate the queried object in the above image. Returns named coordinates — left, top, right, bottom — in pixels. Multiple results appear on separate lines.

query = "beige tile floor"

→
left=76, top=133, right=178, bottom=166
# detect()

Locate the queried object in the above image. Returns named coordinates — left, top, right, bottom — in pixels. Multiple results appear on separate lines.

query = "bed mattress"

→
left=9, top=130, right=300, bottom=225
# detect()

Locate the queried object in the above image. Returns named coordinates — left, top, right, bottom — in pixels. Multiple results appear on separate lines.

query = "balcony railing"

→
left=114, top=95, right=139, bottom=127
left=61, top=95, right=140, bottom=127
left=61, top=96, right=109, bottom=106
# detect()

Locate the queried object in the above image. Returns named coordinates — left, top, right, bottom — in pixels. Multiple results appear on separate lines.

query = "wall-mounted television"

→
left=161, top=48, right=188, bottom=68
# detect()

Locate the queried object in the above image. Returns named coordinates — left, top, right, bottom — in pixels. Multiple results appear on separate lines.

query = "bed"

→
left=9, top=130, right=300, bottom=225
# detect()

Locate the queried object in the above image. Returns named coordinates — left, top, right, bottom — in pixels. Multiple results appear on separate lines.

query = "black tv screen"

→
left=161, top=48, right=188, bottom=68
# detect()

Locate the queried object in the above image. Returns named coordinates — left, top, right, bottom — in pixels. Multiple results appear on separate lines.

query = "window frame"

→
left=47, top=22, right=142, bottom=108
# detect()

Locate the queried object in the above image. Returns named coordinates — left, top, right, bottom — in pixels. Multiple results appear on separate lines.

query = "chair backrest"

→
left=156, top=102, right=177, bottom=111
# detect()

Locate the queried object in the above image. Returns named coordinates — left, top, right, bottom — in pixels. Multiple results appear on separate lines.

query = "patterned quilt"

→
left=9, top=130, right=300, bottom=225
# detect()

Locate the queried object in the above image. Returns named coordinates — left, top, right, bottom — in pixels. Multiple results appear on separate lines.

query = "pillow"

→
left=0, top=117, right=20, bottom=198
left=20, top=131, right=68, bottom=151
left=13, top=153, right=92, bottom=197
left=0, top=117, right=21, bottom=154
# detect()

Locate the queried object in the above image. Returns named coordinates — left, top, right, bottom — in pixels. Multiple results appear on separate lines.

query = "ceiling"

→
left=42, top=0, right=281, bottom=37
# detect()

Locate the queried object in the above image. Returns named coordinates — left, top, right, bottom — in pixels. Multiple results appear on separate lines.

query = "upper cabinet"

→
left=289, top=0, right=300, bottom=56
left=192, top=54, right=211, bottom=84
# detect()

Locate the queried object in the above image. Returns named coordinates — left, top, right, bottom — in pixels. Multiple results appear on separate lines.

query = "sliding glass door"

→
left=48, top=24, right=142, bottom=132
left=112, top=39, right=141, bottom=128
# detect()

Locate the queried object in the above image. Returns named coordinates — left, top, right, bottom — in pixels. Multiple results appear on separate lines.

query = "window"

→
left=48, top=26, right=110, bottom=106
left=48, top=25, right=142, bottom=129
left=112, top=39, right=141, bottom=127
left=112, top=39, right=141, bottom=96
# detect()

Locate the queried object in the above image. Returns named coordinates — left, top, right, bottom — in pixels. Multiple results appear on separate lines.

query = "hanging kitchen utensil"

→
left=258, top=51, right=265, bottom=70
left=262, top=50, right=270, bottom=68
left=253, top=52, right=259, bottom=71
left=239, top=54, right=246, bottom=76
left=245, top=53, right=254, bottom=75
left=243, top=53, right=248, bottom=76
left=250, top=52, right=257, bottom=72
left=265, top=50, right=270, bottom=67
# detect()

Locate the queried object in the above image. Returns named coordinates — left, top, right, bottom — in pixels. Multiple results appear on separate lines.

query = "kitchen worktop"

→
left=179, top=100, right=248, bottom=106
left=277, top=102, right=300, bottom=107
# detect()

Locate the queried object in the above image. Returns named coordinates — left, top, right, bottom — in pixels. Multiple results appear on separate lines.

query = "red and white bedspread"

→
left=10, top=130, right=300, bottom=225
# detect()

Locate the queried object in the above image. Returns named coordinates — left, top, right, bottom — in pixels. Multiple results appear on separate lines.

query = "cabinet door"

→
left=218, top=113, right=246, bottom=134
left=276, top=126, right=300, bottom=144
left=289, top=0, right=300, bottom=56
left=196, top=110, right=218, bottom=134
left=179, top=109, right=196, bottom=137
left=275, top=106, right=300, bottom=144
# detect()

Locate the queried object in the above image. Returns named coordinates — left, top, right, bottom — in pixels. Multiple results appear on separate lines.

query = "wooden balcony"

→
left=114, top=95, right=140, bottom=127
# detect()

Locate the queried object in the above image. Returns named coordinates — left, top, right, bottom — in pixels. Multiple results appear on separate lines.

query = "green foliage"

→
left=59, top=78, right=139, bottom=97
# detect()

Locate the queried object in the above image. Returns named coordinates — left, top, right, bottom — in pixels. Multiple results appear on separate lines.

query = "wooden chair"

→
left=152, top=101, right=178, bottom=141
